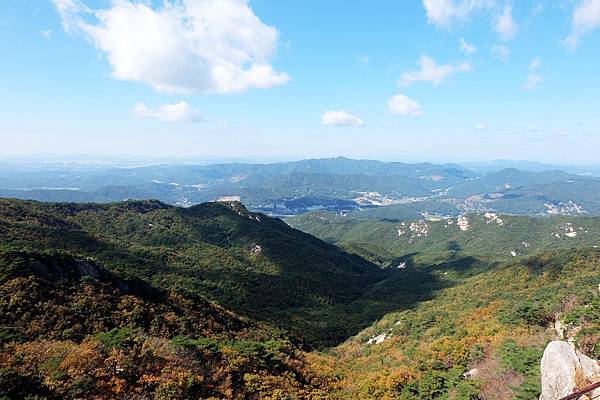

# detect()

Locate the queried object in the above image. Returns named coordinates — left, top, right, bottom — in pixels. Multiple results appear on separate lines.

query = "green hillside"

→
left=446, top=168, right=575, bottom=197
left=288, top=212, right=600, bottom=264
left=0, top=198, right=599, bottom=399
left=0, top=250, right=332, bottom=399
left=0, top=198, right=387, bottom=347
left=319, top=248, right=600, bottom=399
left=340, top=199, right=466, bottom=221
left=285, top=210, right=600, bottom=398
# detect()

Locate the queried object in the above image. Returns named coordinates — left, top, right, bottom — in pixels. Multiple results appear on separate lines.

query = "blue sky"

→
left=1, top=0, right=599, bottom=163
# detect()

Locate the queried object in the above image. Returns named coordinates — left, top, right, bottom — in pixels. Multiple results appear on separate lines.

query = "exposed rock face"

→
left=540, top=341, right=600, bottom=400
left=250, top=243, right=262, bottom=256
left=366, top=332, right=387, bottom=345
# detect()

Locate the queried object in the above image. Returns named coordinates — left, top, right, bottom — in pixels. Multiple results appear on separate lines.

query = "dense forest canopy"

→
left=0, top=198, right=598, bottom=399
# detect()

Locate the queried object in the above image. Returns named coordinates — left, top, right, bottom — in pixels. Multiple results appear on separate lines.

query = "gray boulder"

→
left=540, top=341, right=600, bottom=400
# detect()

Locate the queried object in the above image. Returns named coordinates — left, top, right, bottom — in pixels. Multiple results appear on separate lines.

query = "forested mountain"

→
left=323, top=248, right=600, bottom=399
left=286, top=205, right=600, bottom=398
left=446, top=168, right=576, bottom=197
left=0, top=198, right=599, bottom=399
left=288, top=212, right=600, bottom=263
left=0, top=198, right=386, bottom=346
left=6, top=0, right=600, bottom=398
left=0, top=250, right=333, bottom=399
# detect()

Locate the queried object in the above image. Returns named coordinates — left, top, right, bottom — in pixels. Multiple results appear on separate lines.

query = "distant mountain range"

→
left=464, top=159, right=600, bottom=176
left=1, top=156, right=599, bottom=217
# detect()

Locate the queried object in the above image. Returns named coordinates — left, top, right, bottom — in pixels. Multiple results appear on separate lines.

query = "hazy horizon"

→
left=2, top=153, right=600, bottom=170
left=0, top=153, right=600, bottom=167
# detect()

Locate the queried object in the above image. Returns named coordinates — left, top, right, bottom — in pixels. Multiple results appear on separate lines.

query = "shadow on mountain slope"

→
left=0, top=198, right=498, bottom=349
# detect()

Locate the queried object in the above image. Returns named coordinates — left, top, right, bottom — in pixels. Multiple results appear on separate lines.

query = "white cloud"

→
left=491, top=44, right=510, bottom=61
left=529, top=56, right=541, bottom=70
left=564, top=0, right=600, bottom=49
left=423, top=1, right=522, bottom=42
left=388, top=95, right=422, bottom=117
left=134, top=101, right=203, bottom=122
left=52, top=0, right=290, bottom=94
left=53, top=0, right=91, bottom=33
left=399, top=56, right=471, bottom=87
left=422, top=0, right=493, bottom=28
left=524, top=73, right=542, bottom=90
left=494, top=4, right=518, bottom=40
left=524, top=57, right=542, bottom=90
left=476, top=122, right=488, bottom=130
left=459, top=38, right=477, bottom=54
left=41, top=29, right=53, bottom=38
left=322, top=111, right=364, bottom=127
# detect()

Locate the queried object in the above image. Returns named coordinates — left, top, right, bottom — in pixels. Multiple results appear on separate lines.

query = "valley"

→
left=0, top=195, right=599, bottom=399
left=4, top=0, right=600, bottom=397
left=1, top=158, right=600, bottom=399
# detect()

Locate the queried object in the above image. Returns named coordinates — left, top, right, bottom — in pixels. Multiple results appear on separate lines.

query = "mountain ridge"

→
left=3, top=157, right=600, bottom=218
left=0, top=197, right=388, bottom=347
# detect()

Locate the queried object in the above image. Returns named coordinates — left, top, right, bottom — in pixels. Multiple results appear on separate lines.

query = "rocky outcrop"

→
left=540, top=341, right=600, bottom=400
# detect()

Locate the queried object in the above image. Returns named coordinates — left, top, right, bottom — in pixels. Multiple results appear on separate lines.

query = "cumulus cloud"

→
left=491, top=44, right=510, bottom=61
left=423, top=1, right=521, bottom=41
left=52, top=0, right=290, bottom=94
left=134, top=101, right=203, bottom=122
left=524, top=57, right=543, bottom=90
left=388, top=95, right=422, bottom=117
left=399, top=56, right=471, bottom=87
left=494, top=4, right=518, bottom=40
left=459, top=38, right=477, bottom=54
left=322, top=111, right=364, bottom=127
left=422, top=0, right=493, bottom=28
left=564, top=0, right=600, bottom=49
